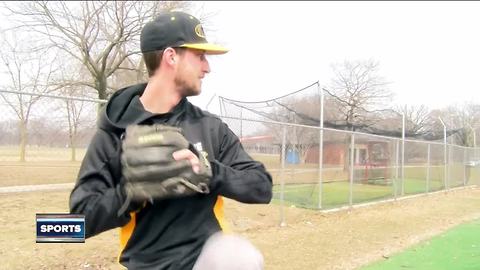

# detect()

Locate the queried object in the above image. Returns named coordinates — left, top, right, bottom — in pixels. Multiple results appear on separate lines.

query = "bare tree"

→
left=463, top=103, right=480, bottom=147
left=62, top=86, right=91, bottom=161
left=324, top=59, right=392, bottom=130
left=431, top=103, right=480, bottom=146
left=55, top=60, right=99, bottom=161
left=322, top=59, right=392, bottom=170
left=0, top=34, right=57, bottom=161
left=395, top=104, right=431, bottom=134
left=4, top=1, right=191, bottom=100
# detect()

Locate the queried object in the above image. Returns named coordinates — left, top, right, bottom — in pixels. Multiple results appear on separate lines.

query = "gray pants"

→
left=193, top=233, right=264, bottom=270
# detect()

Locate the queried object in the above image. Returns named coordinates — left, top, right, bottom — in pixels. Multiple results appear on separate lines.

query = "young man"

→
left=69, top=11, right=272, bottom=270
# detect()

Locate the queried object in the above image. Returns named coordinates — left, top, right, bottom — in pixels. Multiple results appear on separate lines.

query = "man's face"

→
left=174, top=49, right=211, bottom=97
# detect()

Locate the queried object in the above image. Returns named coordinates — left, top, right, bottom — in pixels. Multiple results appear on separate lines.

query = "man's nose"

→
left=203, top=58, right=211, bottom=74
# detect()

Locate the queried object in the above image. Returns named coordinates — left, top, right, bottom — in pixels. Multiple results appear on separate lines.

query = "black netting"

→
left=219, top=82, right=462, bottom=141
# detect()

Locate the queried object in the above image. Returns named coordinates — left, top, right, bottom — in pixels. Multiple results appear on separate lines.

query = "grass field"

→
left=272, top=178, right=449, bottom=209
left=361, top=218, right=480, bottom=270
left=253, top=152, right=480, bottom=209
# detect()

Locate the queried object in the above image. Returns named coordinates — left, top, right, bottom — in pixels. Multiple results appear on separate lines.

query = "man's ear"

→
left=163, top=47, right=177, bottom=66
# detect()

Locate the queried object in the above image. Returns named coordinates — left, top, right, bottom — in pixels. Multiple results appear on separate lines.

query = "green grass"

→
left=361, top=219, right=480, bottom=270
left=272, top=178, right=460, bottom=209
left=273, top=181, right=393, bottom=209
left=400, top=178, right=444, bottom=194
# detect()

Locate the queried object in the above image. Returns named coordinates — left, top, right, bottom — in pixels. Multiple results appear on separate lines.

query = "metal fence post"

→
left=439, top=117, right=447, bottom=191
left=448, top=143, right=452, bottom=189
left=444, top=138, right=448, bottom=191
left=426, top=143, right=431, bottom=193
left=394, top=139, right=399, bottom=200
left=280, top=125, right=287, bottom=227
left=317, top=83, right=324, bottom=209
left=349, top=133, right=355, bottom=207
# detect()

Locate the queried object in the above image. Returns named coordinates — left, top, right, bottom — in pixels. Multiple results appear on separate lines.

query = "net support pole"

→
left=317, top=82, right=324, bottom=209
left=426, top=143, right=431, bottom=193
left=349, top=134, right=355, bottom=207
left=205, top=93, right=216, bottom=112
left=280, top=125, right=287, bottom=227
left=219, top=97, right=225, bottom=116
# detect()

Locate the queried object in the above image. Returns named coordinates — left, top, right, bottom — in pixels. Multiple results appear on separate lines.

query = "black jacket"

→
left=69, top=83, right=273, bottom=269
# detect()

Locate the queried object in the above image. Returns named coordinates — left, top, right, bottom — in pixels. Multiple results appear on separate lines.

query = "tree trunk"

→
left=66, top=100, right=76, bottom=161
left=136, top=57, right=146, bottom=82
left=96, top=74, right=108, bottom=100
left=96, top=74, right=108, bottom=116
left=19, top=120, right=27, bottom=162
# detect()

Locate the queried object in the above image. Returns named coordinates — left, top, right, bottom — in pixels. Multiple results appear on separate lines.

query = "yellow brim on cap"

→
left=180, top=43, right=229, bottom=55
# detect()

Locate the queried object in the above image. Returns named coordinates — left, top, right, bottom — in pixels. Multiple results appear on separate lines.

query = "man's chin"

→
left=182, top=87, right=201, bottom=97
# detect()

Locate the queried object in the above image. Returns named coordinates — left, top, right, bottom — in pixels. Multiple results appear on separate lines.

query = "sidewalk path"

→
left=0, top=183, right=74, bottom=194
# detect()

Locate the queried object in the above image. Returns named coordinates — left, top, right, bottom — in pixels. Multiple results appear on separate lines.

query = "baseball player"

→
left=69, top=11, right=272, bottom=270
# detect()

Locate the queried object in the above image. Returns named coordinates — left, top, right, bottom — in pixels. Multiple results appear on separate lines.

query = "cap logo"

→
left=194, top=24, right=206, bottom=38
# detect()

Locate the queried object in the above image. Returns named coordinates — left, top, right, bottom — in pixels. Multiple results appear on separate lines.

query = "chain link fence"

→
left=226, top=116, right=480, bottom=225
left=1, top=90, right=479, bottom=225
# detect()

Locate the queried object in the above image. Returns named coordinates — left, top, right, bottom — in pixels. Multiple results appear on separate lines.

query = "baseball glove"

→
left=117, top=124, right=212, bottom=216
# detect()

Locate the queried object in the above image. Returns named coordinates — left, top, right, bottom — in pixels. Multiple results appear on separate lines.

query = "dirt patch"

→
left=235, top=188, right=480, bottom=270
left=0, top=187, right=479, bottom=269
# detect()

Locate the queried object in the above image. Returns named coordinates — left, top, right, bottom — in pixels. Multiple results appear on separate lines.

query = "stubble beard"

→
left=174, top=73, right=200, bottom=97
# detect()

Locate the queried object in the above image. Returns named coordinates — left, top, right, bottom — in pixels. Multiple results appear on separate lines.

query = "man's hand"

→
left=173, top=149, right=200, bottom=174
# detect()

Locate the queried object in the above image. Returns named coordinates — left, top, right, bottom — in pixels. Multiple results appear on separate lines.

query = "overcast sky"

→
left=1, top=2, right=479, bottom=116
left=188, top=1, right=480, bottom=114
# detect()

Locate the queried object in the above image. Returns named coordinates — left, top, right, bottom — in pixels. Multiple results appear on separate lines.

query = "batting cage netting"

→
left=218, top=82, right=479, bottom=210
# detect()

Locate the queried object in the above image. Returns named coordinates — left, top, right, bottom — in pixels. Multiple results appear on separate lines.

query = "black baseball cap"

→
left=140, top=11, right=228, bottom=55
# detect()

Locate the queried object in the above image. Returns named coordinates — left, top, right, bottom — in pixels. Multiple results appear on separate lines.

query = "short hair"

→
left=143, top=47, right=186, bottom=77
